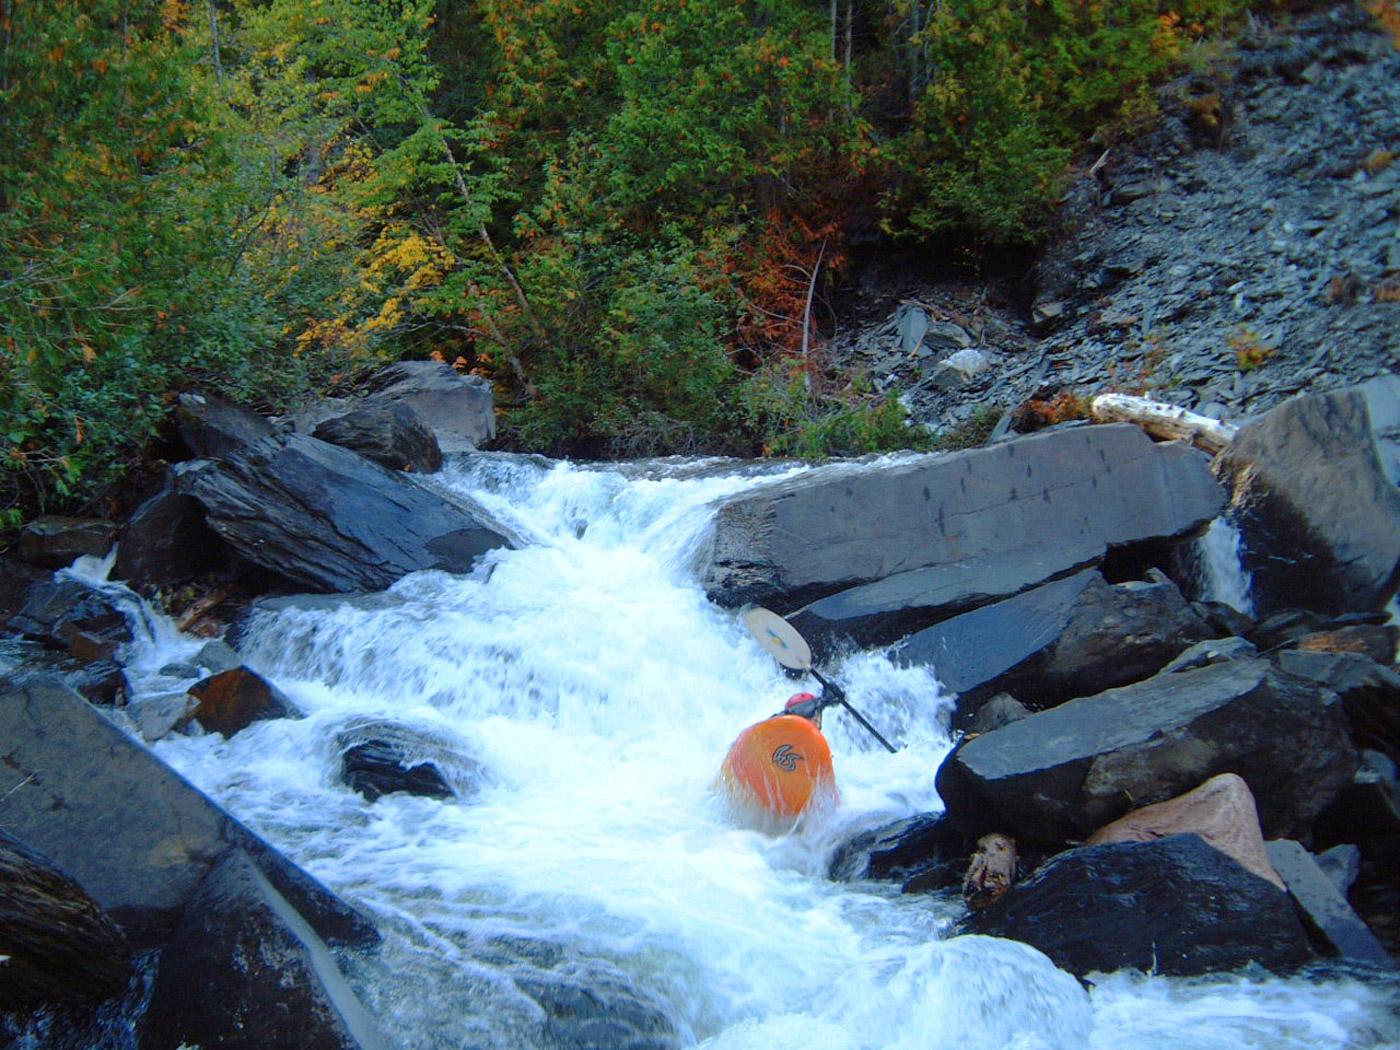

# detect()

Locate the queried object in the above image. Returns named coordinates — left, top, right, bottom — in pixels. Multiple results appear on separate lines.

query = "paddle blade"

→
left=744, top=607, right=813, bottom=671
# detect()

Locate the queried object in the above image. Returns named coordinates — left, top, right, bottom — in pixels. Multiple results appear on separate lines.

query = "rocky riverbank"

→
left=830, top=2, right=1399, bottom=442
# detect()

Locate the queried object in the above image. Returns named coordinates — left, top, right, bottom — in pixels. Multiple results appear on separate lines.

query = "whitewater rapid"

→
left=84, top=453, right=1400, bottom=1049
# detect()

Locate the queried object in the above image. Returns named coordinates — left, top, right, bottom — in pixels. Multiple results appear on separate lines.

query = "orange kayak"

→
left=716, top=714, right=838, bottom=828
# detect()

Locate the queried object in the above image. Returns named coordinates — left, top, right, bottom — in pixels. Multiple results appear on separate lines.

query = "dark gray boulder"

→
left=897, top=569, right=1213, bottom=721
left=333, top=717, right=494, bottom=803
left=1215, top=389, right=1400, bottom=616
left=313, top=401, right=443, bottom=474
left=1265, top=839, right=1395, bottom=968
left=361, top=360, right=495, bottom=453
left=341, top=741, right=453, bottom=802
left=113, top=479, right=230, bottom=592
left=959, top=834, right=1315, bottom=978
left=892, top=570, right=1097, bottom=710
left=789, top=546, right=1083, bottom=651
left=177, top=432, right=521, bottom=593
left=140, top=849, right=388, bottom=1050
left=8, top=577, right=132, bottom=660
left=16, top=517, right=117, bottom=570
left=1277, top=648, right=1400, bottom=764
left=176, top=391, right=277, bottom=460
left=698, top=422, right=1225, bottom=615
left=0, top=677, right=377, bottom=947
left=0, top=829, right=132, bottom=1011
left=827, top=812, right=966, bottom=893
left=935, top=658, right=1358, bottom=847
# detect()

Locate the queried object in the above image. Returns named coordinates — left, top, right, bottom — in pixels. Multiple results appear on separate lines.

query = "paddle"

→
left=743, top=607, right=898, bottom=753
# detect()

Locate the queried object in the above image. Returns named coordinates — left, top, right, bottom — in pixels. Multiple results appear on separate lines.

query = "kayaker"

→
left=782, top=691, right=822, bottom=727
left=716, top=690, right=838, bottom=827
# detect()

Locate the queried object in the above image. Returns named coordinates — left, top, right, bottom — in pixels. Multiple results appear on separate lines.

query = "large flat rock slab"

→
left=698, top=423, right=1225, bottom=613
left=178, top=432, right=522, bottom=593
left=935, top=658, right=1358, bottom=847
left=0, top=677, right=376, bottom=947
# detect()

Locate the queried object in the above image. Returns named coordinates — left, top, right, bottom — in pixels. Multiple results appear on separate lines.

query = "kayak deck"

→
left=716, top=714, right=838, bottom=828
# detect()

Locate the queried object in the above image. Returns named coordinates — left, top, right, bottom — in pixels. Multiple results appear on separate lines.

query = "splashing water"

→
left=1194, top=517, right=1255, bottom=616
left=87, top=454, right=1394, bottom=1049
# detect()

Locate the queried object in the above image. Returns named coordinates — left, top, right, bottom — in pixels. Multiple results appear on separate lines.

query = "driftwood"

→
left=1090, top=393, right=1238, bottom=454
left=963, top=832, right=1018, bottom=911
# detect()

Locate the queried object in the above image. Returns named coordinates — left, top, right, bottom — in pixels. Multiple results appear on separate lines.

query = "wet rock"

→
left=341, top=741, right=454, bottom=802
left=177, top=432, right=522, bottom=594
left=935, top=658, right=1358, bottom=847
left=333, top=717, right=494, bottom=803
left=475, top=935, right=681, bottom=1050
left=189, top=666, right=301, bottom=738
left=0, top=678, right=378, bottom=947
left=313, top=401, right=443, bottom=474
left=8, top=578, right=132, bottom=661
left=141, top=849, right=388, bottom=1050
left=16, top=517, right=117, bottom=570
left=1214, top=389, right=1400, bottom=616
left=828, top=812, right=966, bottom=892
left=0, top=829, right=132, bottom=1011
left=958, top=833, right=1314, bottom=978
left=113, top=479, right=230, bottom=593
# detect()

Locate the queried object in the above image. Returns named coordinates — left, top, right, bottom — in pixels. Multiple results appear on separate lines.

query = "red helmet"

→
left=785, top=692, right=818, bottom=711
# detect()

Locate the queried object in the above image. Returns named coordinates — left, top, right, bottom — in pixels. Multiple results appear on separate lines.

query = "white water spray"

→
left=1194, top=517, right=1255, bottom=616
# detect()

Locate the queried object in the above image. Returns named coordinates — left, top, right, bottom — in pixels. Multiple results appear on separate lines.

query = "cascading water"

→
left=86, top=454, right=1398, bottom=1049
left=1192, top=517, right=1255, bottom=617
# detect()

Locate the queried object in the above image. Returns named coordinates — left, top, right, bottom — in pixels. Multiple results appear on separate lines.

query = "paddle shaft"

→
left=809, top=668, right=898, bottom=754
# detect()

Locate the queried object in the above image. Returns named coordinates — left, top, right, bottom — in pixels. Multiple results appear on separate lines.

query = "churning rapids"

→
left=62, top=454, right=1400, bottom=1049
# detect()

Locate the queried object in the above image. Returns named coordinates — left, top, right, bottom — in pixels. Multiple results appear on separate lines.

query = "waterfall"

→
left=88, top=454, right=1396, bottom=1049
left=1193, top=517, right=1255, bottom=617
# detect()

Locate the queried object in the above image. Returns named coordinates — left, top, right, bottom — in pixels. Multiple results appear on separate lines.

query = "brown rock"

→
left=1086, top=773, right=1284, bottom=890
left=189, top=667, right=300, bottom=738
left=1295, top=624, right=1398, bottom=666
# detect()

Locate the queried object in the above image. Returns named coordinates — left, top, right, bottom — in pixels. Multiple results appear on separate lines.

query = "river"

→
left=94, top=453, right=1400, bottom=1049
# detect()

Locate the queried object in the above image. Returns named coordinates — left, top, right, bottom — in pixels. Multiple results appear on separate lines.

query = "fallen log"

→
left=1090, top=393, right=1238, bottom=454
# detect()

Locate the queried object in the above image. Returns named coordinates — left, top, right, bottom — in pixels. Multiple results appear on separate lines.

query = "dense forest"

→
left=3, top=0, right=1285, bottom=525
